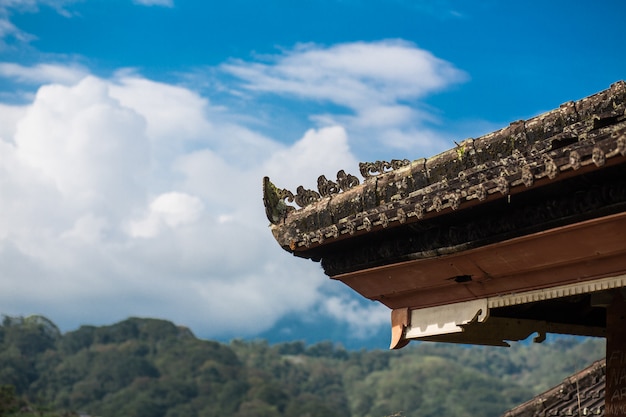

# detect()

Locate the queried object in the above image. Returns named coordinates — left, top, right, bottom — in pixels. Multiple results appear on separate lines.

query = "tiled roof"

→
left=263, top=81, right=626, bottom=343
left=263, top=81, right=626, bottom=263
left=502, top=359, right=605, bottom=417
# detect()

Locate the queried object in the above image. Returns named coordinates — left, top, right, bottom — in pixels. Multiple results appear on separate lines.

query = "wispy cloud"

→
left=224, top=40, right=465, bottom=110
left=0, top=0, right=79, bottom=17
left=222, top=40, right=468, bottom=157
left=0, top=62, right=88, bottom=84
left=132, top=0, right=174, bottom=7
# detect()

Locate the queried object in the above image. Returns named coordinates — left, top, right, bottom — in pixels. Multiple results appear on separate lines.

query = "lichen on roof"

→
left=263, top=81, right=626, bottom=254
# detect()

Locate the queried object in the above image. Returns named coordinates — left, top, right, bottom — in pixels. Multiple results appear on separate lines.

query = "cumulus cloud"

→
left=0, top=68, right=362, bottom=338
left=0, top=39, right=467, bottom=341
left=321, top=293, right=390, bottom=340
left=223, top=40, right=467, bottom=157
left=128, top=192, right=204, bottom=238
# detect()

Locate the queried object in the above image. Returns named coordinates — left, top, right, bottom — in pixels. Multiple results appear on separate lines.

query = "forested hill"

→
left=0, top=315, right=605, bottom=417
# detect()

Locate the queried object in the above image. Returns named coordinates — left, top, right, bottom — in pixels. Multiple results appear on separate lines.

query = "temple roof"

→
left=263, top=81, right=626, bottom=348
left=502, top=359, right=605, bottom=417
left=264, top=81, right=626, bottom=264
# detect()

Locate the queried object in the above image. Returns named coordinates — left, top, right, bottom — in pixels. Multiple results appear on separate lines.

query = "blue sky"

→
left=0, top=0, right=624, bottom=349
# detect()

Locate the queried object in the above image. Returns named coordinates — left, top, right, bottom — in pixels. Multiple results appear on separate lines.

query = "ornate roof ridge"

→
left=264, top=81, right=626, bottom=252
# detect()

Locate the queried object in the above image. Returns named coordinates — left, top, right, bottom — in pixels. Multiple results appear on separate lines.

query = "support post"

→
left=606, top=291, right=626, bottom=416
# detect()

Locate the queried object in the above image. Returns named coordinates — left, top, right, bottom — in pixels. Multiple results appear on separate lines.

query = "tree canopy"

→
left=0, top=315, right=605, bottom=417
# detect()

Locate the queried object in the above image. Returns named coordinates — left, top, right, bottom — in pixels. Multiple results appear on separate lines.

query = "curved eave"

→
left=264, top=81, right=626, bottom=259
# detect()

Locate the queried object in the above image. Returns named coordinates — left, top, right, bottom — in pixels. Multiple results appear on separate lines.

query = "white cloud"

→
left=129, top=192, right=204, bottom=238
left=109, top=74, right=212, bottom=143
left=223, top=40, right=467, bottom=159
left=321, top=293, right=390, bottom=339
left=0, top=39, right=465, bottom=340
left=132, top=0, right=173, bottom=7
left=0, top=67, right=368, bottom=339
left=0, top=62, right=88, bottom=85
left=263, top=125, right=358, bottom=192
left=223, top=40, right=466, bottom=110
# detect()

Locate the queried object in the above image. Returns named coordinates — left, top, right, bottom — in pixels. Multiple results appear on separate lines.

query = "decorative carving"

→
left=317, top=175, right=340, bottom=197
left=379, top=213, right=389, bottom=228
left=521, top=165, right=534, bottom=187
left=414, top=202, right=425, bottom=219
left=263, top=177, right=295, bottom=224
left=336, top=170, right=360, bottom=191
left=569, top=151, right=581, bottom=170
left=359, top=159, right=410, bottom=178
left=475, top=184, right=487, bottom=201
left=316, top=230, right=325, bottom=244
left=397, top=208, right=407, bottom=224
left=432, top=196, right=443, bottom=212
left=449, top=193, right=461, bottom=210
left=592, top=147, right=606, bottom=167
left=294, top=186, right=320, bottom=207
left=317, top=171, right=360, bottom=196
left=265, top=82, right=626, bottom=267
left=363, top=217, right=372, bottom=232
left=321, top=167, right=626, bottom=276
left=497, top=176, right=509, bottom=196
left=544, top=156, right=558, bottom=179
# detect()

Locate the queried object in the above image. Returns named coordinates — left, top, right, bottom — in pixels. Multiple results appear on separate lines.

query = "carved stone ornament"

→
left=262, top=176, right=295, bottom=224
left=336, top=169, right=360, bottom=191
left=317, top=175, right=340, bottom=197
left=359, top=159, right=411, bottom=178
left=294, top=186, right=320, bottom=207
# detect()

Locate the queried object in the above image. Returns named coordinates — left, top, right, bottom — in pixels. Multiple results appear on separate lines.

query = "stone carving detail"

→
left=448, top=193, right=461, bottom=210
left=569, top=151, right=581, bottom=170
left=336, top=170, right=360, bottom=191
left=521, top=165, right=534, bottom=187
left=363, top=217, right=372, bottom=232
left=316, top=230, right=325, bottom=244
left=497, top=176, right=509, bottom=196
left=317, top=175, right=340, bottom=197
left=263, top=176, right=296, bottom=224
left=294, top=186, right=320, bottom=207
left=359, top=159, right=410, bottom=178
left=414, top=202, right=425, bottom=219
left=432, top=196, right=443, bottom=212
left=475, top=184, right=487, bottom=201
left=317, top=170, right=360, bottom=196
left=379, top=213, right=389, bottom=228
left=397, top=208, right=407, bottom=224
left=544, top=156, right=558, bottom=179
left=592, top=147, right=606, bottom=167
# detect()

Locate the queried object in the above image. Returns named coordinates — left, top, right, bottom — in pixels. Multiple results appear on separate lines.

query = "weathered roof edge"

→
left=264, top=81, right=626, bottom=252
left=501, top=359, right=605, bottom=417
